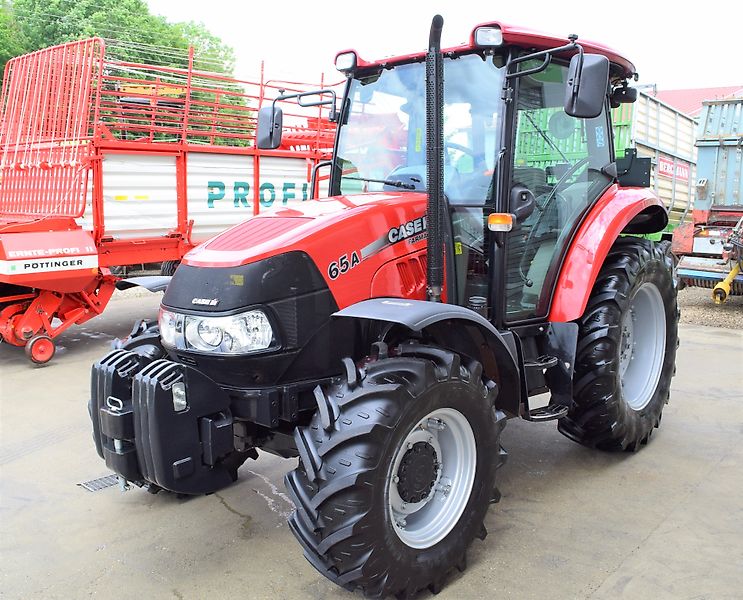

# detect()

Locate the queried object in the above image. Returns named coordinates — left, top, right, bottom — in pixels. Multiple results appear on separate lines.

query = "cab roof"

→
left=337, top=20, right=636, bottom=81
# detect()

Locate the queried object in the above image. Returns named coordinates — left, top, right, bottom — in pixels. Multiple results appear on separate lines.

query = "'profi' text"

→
left=207, top=181, right=310, bottom=208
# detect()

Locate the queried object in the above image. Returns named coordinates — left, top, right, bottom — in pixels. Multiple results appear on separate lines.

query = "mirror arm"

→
left=276, top=88, right=338, bottom=121
left=506, top=40, right=580, bottom=80
left=265, top=88, right=339, bottom=146
left=506, top=55, right=552, bottom=80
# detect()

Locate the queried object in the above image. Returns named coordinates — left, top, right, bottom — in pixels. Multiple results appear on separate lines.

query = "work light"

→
left=335, top=51, right=357, bottom=72
left=474, top=26, right=503, bottom=48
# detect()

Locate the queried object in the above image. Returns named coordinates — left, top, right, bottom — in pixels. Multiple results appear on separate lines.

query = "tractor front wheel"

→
left=285, top=345, right=507, bottom=598
left=559, top=238, right=678, bottom=451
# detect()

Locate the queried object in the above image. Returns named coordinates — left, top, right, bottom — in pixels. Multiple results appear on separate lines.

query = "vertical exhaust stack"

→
left=426, top=14, right=445, bottom=303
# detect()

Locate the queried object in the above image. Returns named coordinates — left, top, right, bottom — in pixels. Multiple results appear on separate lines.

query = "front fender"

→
left=549, top=185, right=667, bottom=322
left=334, top=298, right=522, bottom=416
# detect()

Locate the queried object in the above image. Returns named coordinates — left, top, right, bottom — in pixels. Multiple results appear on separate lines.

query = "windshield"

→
left=336, top=54, right=506, bottom=204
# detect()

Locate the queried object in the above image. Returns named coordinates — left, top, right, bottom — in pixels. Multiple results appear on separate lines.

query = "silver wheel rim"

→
left=388, top=407, right=476, bottom=549
left=618, top=282, right=666, bottom=411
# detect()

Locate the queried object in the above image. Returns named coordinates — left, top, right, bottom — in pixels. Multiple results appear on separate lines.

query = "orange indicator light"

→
left=487, top=213, right=513, bottom=232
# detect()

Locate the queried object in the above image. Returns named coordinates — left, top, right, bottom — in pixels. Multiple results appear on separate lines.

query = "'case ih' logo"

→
left=388, top=216, right=427, bottom=244
left=192, top=298, right=220, bottom=306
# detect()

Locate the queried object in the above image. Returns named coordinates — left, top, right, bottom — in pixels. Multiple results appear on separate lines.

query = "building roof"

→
left=654, top=86, right=743, bottom=117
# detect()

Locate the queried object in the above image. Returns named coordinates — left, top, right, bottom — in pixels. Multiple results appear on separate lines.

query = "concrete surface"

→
left=1, top=292, right=742, bottom=600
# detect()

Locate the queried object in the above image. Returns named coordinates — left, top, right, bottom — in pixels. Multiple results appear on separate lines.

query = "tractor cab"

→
left=259, top=22, right=635, bottom=326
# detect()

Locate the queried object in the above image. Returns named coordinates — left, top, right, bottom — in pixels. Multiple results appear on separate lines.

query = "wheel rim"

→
left=29, top=336, right=55, bottom=363
left=618, top=283, right=666, bottom=410
left=388, top=407, right=476, bottom=549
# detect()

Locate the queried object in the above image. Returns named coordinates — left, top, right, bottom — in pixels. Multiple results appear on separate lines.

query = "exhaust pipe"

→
left=426, top=14, right=445, bottom=303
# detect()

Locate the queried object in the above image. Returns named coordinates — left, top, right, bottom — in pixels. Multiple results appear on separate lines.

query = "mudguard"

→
left=549, top=185, right=667, bottom=323
left=334, top=298, right=522, bottom=416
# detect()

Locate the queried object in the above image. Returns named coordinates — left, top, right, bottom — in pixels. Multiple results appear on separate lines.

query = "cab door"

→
left=504, top=61, right=613, bottom=321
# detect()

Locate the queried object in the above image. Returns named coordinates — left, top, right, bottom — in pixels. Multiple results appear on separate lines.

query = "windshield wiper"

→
left=342, top=175, right=419, bottom=190
left=522, top=112, right=569, bottom=164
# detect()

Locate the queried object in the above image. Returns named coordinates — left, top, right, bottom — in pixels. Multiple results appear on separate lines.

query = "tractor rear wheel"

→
left=558, top=238, right=678, bottom=451
left=285, top=345, right=507, bottom=598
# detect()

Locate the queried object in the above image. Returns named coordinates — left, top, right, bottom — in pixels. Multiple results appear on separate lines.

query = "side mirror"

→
left=511, top=185, right=536, bottom=223
left=564, top=53, right=610, bottom=118
left=256, top=106, right=283, bottom=149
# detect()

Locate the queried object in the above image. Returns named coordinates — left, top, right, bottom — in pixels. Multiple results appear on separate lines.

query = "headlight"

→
left=159, top=308, right=180, bottom=348
left=159, top=308, right=274, bottom=355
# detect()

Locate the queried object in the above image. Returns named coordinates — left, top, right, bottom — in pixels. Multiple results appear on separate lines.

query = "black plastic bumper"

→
left=90, top=350, right=238, bottom=494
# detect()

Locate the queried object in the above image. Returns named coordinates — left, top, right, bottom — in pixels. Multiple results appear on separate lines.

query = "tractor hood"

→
left=184, top=192, right=428, bottom=268
left=181, top=192, right=430, bottom=308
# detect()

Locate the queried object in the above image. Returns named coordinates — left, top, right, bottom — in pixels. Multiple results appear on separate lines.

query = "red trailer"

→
left=0, top=39, right=337, bottom=362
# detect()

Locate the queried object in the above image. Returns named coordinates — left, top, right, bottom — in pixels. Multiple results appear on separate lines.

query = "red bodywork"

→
left=549, top=185, right=665, bottom=322
left=184, top=192, right=432, bottom=308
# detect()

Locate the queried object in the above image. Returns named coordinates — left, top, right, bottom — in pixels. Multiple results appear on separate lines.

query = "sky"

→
left=145, top=0, right=740, bottom=91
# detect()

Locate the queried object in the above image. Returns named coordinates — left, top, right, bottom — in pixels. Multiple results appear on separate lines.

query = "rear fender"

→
left=549, top=185, right=667, bottom=323
left=334, top=298, right=522, bottom=416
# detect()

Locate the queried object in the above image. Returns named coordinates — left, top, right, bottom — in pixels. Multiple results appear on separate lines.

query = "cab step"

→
left=525, top=403, right=569, bottom=422
left=524, top=354, right=558, bottom=372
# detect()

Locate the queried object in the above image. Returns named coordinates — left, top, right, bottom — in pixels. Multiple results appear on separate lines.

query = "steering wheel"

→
left=444, top=143, right=495, bottom=204
left=444, top=141, right=477, bottom=157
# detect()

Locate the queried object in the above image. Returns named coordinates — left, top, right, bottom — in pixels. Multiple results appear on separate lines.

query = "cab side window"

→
left=505, top=63, right=612, bottom=320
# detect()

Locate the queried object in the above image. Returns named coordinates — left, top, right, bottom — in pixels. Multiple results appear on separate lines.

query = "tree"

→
left=0, top=2, right=27, bottom=74
left=1, top=0, right=235, bottom=74
left=1, top=0, right=249, bottom=149
left=174, top=21, right=235, bottom=74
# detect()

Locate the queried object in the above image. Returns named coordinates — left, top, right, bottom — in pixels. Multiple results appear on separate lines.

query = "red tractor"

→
left=89, top=17, right=678, bottom=598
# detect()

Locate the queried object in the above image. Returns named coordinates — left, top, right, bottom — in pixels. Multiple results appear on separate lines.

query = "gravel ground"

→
left=678, top=286, right=743, bottom=330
